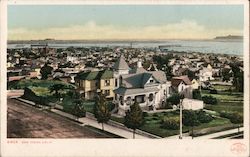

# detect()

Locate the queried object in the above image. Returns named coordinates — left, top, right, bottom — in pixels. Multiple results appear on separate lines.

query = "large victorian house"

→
left=113, top=55, right=171, bottom=116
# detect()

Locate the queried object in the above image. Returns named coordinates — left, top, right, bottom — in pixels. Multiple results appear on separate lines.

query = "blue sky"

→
left=8, top=5, right=244, bottom=40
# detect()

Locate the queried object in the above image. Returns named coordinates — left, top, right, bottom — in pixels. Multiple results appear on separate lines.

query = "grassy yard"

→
left=139, top=112, right=232, bottom=137
left=202, top=85, right=243, bottom=114
left=8, top=79, right=75, bottom=89
left=213, top=84, right=232, bottom=91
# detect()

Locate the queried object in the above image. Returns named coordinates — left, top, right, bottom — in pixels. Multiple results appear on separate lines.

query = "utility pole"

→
left=179, top=99, right=183, bottom=139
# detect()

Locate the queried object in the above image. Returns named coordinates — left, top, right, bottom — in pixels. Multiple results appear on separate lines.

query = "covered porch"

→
left=114, top=87, right=162, bottom=116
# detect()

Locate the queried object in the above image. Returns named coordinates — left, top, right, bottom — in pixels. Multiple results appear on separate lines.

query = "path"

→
left=52, top=109, right=150, bottom=139
left=195, top=127, right=243, bottom=139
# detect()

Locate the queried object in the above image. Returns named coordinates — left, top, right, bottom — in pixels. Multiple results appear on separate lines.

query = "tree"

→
left=192, top=89, right=202, bottom=100
left=93, top=93, right=111, bottom=130
left=124, top=102, right=144, bottom=139
left=49, top=84, right=65, bottom=98
left=221, top=68, right=232, bottom=82
left=183, top=110, right=200, bottom=138
left=71, top=99, right=86, bottom=120
left=167, top=93, right=181, bottom=106
left=40, top=63, right=53, bottom=80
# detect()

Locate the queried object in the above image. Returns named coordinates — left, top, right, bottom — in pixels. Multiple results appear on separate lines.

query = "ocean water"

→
left=8, top=40, right=243, bottom=56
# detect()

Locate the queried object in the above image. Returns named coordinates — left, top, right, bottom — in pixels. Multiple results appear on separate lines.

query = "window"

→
left=135, top=95, right=145, bottom=103
left=149, top=79, right=154, bottom=83
left=115, top=79, right=118, bottom=87
left=104, top=90, right=110, bottom=96
left=149, top=93, right=154, bottom=102
left=105, top=79, right=110, bottom=86
left=164, top=90, right=166, bottom=95
left=120, top=96, right=124, bottom=105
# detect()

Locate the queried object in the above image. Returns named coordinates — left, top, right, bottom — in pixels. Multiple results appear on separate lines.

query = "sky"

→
left=8, top=5, right=244, bottom=40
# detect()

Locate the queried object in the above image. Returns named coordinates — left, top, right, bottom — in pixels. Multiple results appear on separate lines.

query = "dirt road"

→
left=7, top=98, right=115, bottom=138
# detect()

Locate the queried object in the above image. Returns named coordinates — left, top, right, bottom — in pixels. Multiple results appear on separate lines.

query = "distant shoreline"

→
left=8, top=38, right=243, bottom=44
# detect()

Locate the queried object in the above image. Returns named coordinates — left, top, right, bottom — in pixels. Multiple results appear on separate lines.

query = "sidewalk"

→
left=51, top=109, right=150, bottom=139
left=195, top=127, right=243, bottom=139
left=164, top=128, right=243, bottom=139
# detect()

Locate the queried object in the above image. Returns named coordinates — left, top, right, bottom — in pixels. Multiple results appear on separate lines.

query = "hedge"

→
left=202, top=95, right=218, bottom=105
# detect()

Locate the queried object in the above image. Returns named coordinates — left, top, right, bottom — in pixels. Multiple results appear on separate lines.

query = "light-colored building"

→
left=75, top=69, right=114, bottom=100
left=113, top=55, right=130, bottom=89
left=182, top=98, right=204, bottom=110
left=191, top=79, right=200, bottom=90
left=171, top=76, right=193, bottom=98
left=113, top=56, right=171, bottom=115
left=199, top=64, right=214, bottom=82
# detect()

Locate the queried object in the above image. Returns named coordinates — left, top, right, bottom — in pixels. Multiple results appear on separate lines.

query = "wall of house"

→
left=182, top=98, right=204, bottom=110
left=100, top=78, right=115, bottom=98
left=192, top=80, right=199, bottom=89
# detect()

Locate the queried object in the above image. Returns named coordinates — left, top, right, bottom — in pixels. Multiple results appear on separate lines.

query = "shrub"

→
left=167, top=93, right=181, bottom=106
left=161, top=117, right=180, bottom=130
left=153, top=113, right=159, bottom=117
left=183, top=110, right=200, bottom=126
left=219, top=111, right=243, bottom=124
left=143, top=112, right=149, bottom=117
left=22, top=87, right=48, bottom=106
left=152, top=117, right=158, bottom=121
left=210, top=89, right=218, bottom=94
left=193, top=89, right=202, bottom=100
left=196, top=110, right=213, bottom=123
left=202, top=95, right=217, bottom=105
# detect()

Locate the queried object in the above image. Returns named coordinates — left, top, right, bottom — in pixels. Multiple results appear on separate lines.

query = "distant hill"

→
left=214, top=35, right=243, bottom=40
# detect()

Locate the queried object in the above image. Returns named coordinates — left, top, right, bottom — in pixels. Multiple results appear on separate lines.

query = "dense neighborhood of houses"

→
left=7, top=44, right=243, bottom=116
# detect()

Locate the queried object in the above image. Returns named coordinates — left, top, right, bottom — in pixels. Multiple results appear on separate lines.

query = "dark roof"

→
left=76, top=69, right=113, bottom=80
left=171, top=75, right=192, bottom=87
left=121, top=72, right=160, bottom=88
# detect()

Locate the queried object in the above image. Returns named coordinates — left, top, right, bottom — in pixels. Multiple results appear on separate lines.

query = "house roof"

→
left=130, top=67, right=147, bottom=74
left=113, top=55, right=129, bottom=70
left=171, top=75, right=192, bottom=87
left=76, top=69, right=113, bottom=80
left=121, top=71, right=166, bottom=89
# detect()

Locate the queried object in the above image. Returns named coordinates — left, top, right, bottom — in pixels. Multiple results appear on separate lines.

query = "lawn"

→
left=205, top=103, right=243, bottom=113
left=213, top=85, right=232, bottom=91
left=139, top=111, right=233, bottom=137
left=8, top=79, right=75, bottom=89
left=202, top=85, right=243, bottom=114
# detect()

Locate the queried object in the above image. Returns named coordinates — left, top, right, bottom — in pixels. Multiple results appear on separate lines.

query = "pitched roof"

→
left=171, top=75, right=192, bottom=87
left=121, top=71, right=164, bottom=89
left=130, top=67, right=147, bottom=74
left=113, top=55, right=129, bottom=70
left=150, top=71, right=167, bottom=83
left=76, top=69, right=113, bottom=80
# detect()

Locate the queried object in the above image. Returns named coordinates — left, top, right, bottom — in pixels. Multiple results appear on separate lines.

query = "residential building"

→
left=113, top=56, right=170, bottom=115
left=75, top=69, right=114, bottom=100
left=199, top=64, right=214, bottom=82
left=171, top=75, right=193, bottom=98
left=191, top=79, right=200, bottom=90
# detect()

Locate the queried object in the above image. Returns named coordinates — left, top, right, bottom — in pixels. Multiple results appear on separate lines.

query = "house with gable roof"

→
left=75, top=69, right=114, bottom=100
left=171, top=75, right=193, bottom=98
left=113, top=55, right=171, bottom=115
